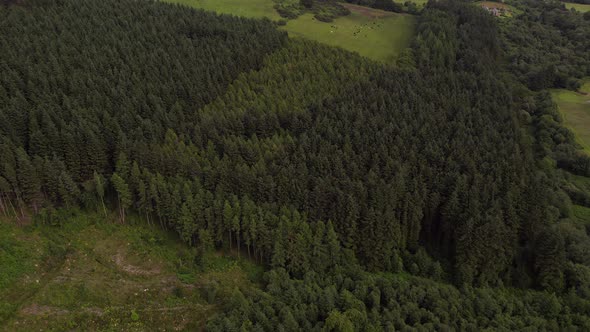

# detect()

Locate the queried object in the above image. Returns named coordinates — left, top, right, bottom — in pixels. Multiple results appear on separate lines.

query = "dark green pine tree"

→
left=311, top=220, right=330, bottom=273
left=223, top=200, right=234, bottom=250
left=94, top=171, right=107, bottom=217
left=272, top=223, right=287, bottom=269
left=326, top=221, right=341, bottom=270
left=115, top=152, right=131, bottom=180
left=178, top=202, right=196, bottom=246
left=58, top=171, right=79, bottom=208
left=111, top=172, right=131, bottom=223
left=16, top=148, right=42, bottom=214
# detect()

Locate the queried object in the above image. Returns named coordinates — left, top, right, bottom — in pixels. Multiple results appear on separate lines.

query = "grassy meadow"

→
left=552, top=78, right=590, bottom=152
left=570, top=202, right=590, bottom=225
left=563, top=1, right=590, bottom=12
left=165, top=0, right=416, bottom=63
left=0, top=212, right=261, bottom=331
left=283, top=10, right=415, bottom=63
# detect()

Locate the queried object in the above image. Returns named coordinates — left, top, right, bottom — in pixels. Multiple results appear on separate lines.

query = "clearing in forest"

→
left=283, top=11, right=415, bottom=63
left=0, top=214, right=261, bottom=331
left=562, top=1, right=590, bottom=12
left=165, top=0, right=416, bottom=63
left=552, top=78, right=590, bottom=152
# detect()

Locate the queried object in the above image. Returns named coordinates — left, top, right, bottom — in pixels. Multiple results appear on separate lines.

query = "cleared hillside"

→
left=0, top=214, right=260, bottom=330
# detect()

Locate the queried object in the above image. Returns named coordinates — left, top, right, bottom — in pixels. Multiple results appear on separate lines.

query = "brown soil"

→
left=113, top=250, right=162, bottom=276
left=20, top=304, right=69, bottom=316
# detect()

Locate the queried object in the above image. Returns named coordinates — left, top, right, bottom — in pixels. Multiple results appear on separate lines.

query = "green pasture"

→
left=552, top=78, right=590, bottom=152
left=563, top=2, right=590, bottom=12
left=282, top=12, right=415, bottom=63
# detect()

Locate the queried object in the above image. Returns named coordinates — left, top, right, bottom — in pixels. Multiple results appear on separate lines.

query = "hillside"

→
left=0, top=212, right=262, bottom=330
left=1, top=0, right=590, bottom=330
left=166, top=0, right=416, bottom=62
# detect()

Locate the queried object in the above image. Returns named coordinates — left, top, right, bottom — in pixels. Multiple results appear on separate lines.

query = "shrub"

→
left=275, top=5, right=301, bottom=19
left=131, top=309, right=140, bottom=322
left=314, top=13, right=334, bottom=22
left=300, top=0, right=313, bottom=8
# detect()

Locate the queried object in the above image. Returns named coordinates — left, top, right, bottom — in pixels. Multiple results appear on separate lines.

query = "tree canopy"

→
left=1, top=0, right=590, bottom=329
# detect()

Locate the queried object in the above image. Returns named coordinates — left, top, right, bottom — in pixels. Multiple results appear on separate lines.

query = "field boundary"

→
left=340, top=3, right=395, bottom=18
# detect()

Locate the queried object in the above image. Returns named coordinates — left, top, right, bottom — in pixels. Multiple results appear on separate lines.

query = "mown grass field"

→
left=563, top=1, right=590, bottom=12
left=166, top=0, right=416, bottom=63
left=0, top=212, right=261, bottom=331
left=552, top=78, right=590, bottom=152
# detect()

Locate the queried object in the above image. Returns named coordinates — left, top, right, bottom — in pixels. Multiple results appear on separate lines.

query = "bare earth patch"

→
left=113, top=250, right=162, bottom=276
left=20, top=304, right=69, bottom=316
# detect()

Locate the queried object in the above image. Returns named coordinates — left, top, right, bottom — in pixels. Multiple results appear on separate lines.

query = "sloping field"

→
left=552, top=78, right=590, bottom=151
left=0, top=214, right=260, bottom=331
left=283, top=10, right=415, bottom=63
left=563, top=1, right=590, bottom=12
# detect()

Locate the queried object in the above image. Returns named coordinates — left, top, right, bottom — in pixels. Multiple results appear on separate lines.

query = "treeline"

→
left=273, top=0, right=351, bottom=23
left=501, top=1, right=590, bottom=185
left=343, top=0, right=424, bottom=14
left=562, top=0, right=590, bottom=4
left=346, top=0, right=400, bottom=11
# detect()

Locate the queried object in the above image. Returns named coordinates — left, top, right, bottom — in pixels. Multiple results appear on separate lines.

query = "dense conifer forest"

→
left=1, top=0, right=590, bottom=329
